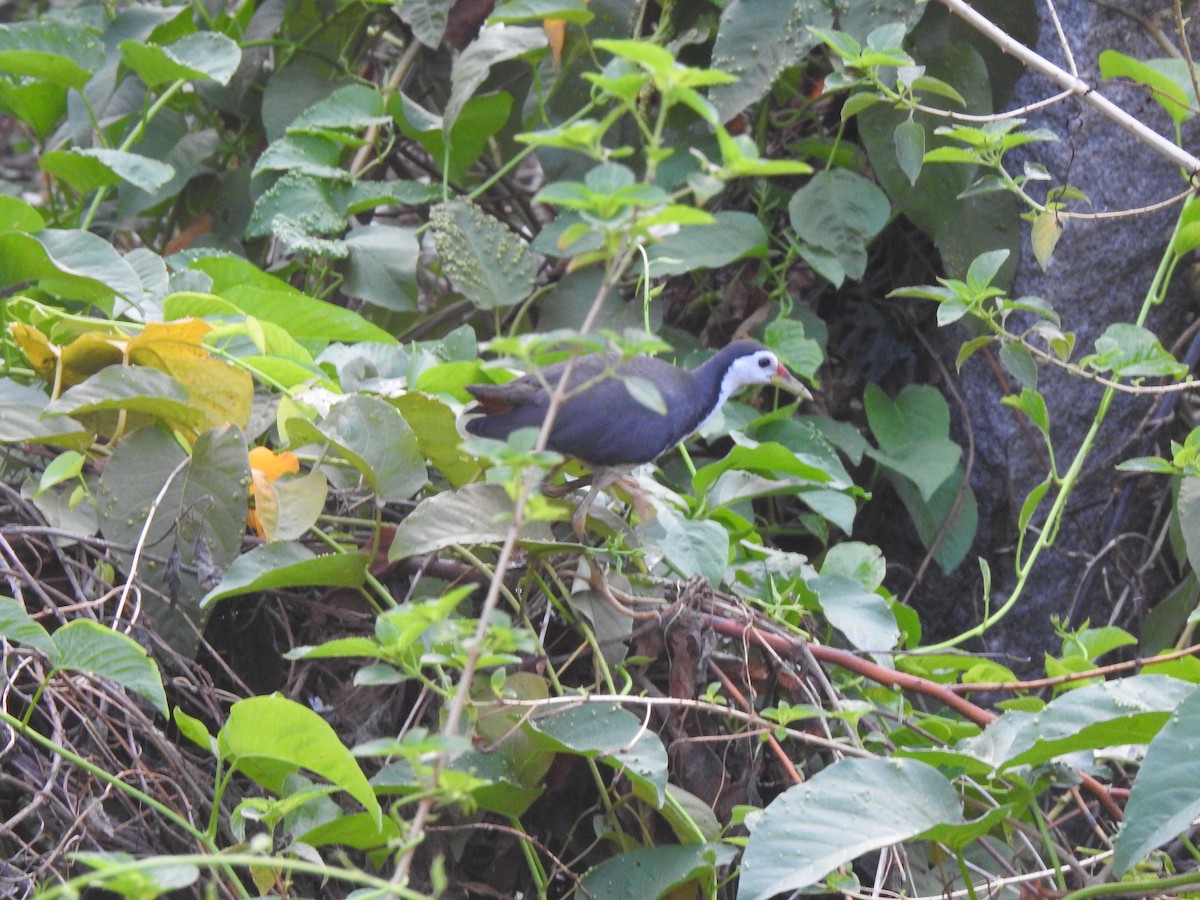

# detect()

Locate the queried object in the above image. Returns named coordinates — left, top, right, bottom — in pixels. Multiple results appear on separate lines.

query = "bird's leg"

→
left=571, top=482, right=600, bottom=539
left=540, top=463, right=593, bottom=498
left=611, top=474, right=656, bottom=525
left=571, top=468, right=624, bottom=539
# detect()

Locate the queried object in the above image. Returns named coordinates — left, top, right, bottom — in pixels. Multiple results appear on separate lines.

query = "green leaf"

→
left=0, top=596, right=57, bottom=657
left=393, top=392, right=481, bottom=489
left=642, top=505, right=729, bottom=585
left=394, top=91, right=514, bottom=184
left=71, top=853, right=198, bottom=897
left=445, top=24, right=547, bottom=130
left=998, top=343, right=1038, bottom=390
left=246, top=171, right=344, bottom=244
left=864, top=383, right=961, bottom=502
left=693, top=442, right=847, bottom=498
left=1082, top=323, right=1187, bottom=379
left=764, top=317, right=824, bottom=383
left=41, top=148, right=175, bottom=195
left=738, top=758, right=963, bottom=899
left=120, top=32, right=241, bottom=87
left=811, top=573, right=899, bottom=654
left=911, top=75, right=966, bottom=106
left=623, top=375, right=667, bottom=415
left=288, top=84, right=388, bottom=134
left=893, top=118, right=925, bottom=186
left=580, top=845, right=733, bottom=898
left=490, top=0, right=594, bottom=24
left=951, top=675, right=1194, bottom=773
left=336, top=179, right=444, bottom=214
left=219, top=694, right=382, bottom=828
left=820, top=540, right=885, bottom=589
left=398, top=0, right=452, bottom=48
left=955, top=336, right=993, bottom=367
left=1113, top=684, right=1200, bottom=873
left=36, top=450, right=85, bottom=497
left=810, top=26, right=861, bottom=61
left=709, top=0, right=832, bottom=121
left=840, top=91, right=880, bottom=121
left=1099, top=50, right=1195, bottom=124
left=789, top=168, right=891, bottom=286
left=286, top=395, right=427, bottom=503
left=253, top=134, right=346, bottom=180
left=646, top=211, right=767, bottom=277
left=1001, top=386, right=1049, bottom=436
left=1118, top=456, right=1179, bottom=475
left=530, top=703, right=668, bottom=804
left=430, top=198, right=537, bottom=309
left=200, top=543, right=369, bottom=607
left=47, top=365, right=208, bottom=430
left=343, top=225, right=420, bottom=311
left=0, top=229, right=143, bottom=304
left=388, top=483, right=555, bottom=559
left=0, top=403, right=90, bottom=450
left=1175, top=222, right=1200, bottom=257
left=593, top=38, right=675, bottom=76
left=0, top=20, right=103, bottom=89
left=965, top=248, right=1010, bottom=291
left=51, top=619, right=169, bottom=717
left=0, top=196, right=45, bottom=231
left=260, top=469, right=328, bottom=543
left=97, top=426, right=249, bottom=654
left=891, top=466, right=978, bottom=574
left=921, top=146, right=982, bottom=164
left=183, top=257, right=398, bottom=343
left=173, top=707, right=216, bottom=755
left=1176, top=476, right=1200, bottom=575
left=0, top=77, right=67, bottom=139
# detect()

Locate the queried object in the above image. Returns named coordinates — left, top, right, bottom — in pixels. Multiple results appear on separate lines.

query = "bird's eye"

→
left=758, top=356, right=771, bottom=368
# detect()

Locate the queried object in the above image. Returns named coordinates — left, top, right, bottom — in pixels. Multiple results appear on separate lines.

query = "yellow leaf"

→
left=58, top=333, right=125, bottom=387
left=247, top=468, right=279, bottom=539
left=128, top=319, right=253, bottom=430
left=158, top=353, right=254, bottom=431
left=247, top=448, right=298, bottom=538
left=1031, top=211, right=1062, bottom=272
left=126, top=319, right=212, bottom=367
left=9, top=323, right=59, bottom=381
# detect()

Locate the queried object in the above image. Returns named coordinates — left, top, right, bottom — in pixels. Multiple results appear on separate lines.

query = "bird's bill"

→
left=771, top=364, right=813, bottom=400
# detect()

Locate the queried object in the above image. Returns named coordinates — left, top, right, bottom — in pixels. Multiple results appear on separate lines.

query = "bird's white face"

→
left=727, top=349, right=785, bottom=388
left=719, top=348, right=811, bottom=401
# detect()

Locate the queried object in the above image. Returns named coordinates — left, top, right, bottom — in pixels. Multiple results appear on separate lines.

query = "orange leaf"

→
left=249, top=446, right=300, bottom=482
left=544, top=19, right=566, bottom=65
left=247, top=448, right=299, bottom=538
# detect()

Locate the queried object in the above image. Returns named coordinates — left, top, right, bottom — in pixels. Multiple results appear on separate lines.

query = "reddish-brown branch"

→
left=702, top=612, right=1126, bottom=821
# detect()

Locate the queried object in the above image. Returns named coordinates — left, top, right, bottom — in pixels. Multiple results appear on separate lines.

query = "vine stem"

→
left=934, top=0, right=1200, bottom=177
left=924, top=191, right=1196, bottom=651
left=80, top=78, right=187, bottom=231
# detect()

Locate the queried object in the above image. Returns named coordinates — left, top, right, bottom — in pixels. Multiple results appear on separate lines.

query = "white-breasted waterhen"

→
left=460, top=339, right=811, bottom=537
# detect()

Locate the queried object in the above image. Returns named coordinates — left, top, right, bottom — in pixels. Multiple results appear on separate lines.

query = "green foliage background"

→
left=4, top=0, right=1200, bottom=897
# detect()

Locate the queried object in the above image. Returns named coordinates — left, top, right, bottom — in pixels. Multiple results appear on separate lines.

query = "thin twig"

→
left=1044, top=0, right=1077, bottom=77
left=935, top=0, right=1200, bottom=176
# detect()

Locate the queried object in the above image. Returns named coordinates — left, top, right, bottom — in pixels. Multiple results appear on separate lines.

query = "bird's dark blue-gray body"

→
left=462, top=339, right=807, bottom=467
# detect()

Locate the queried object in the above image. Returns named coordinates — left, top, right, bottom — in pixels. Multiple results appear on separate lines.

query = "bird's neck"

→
left=690, top=352, right=745, bottom=437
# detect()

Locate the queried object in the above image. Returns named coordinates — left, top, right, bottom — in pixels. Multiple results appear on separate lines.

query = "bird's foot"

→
left=569, top=469, right=656, bottom=539
left=542, top=473, right=594, bottom=498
